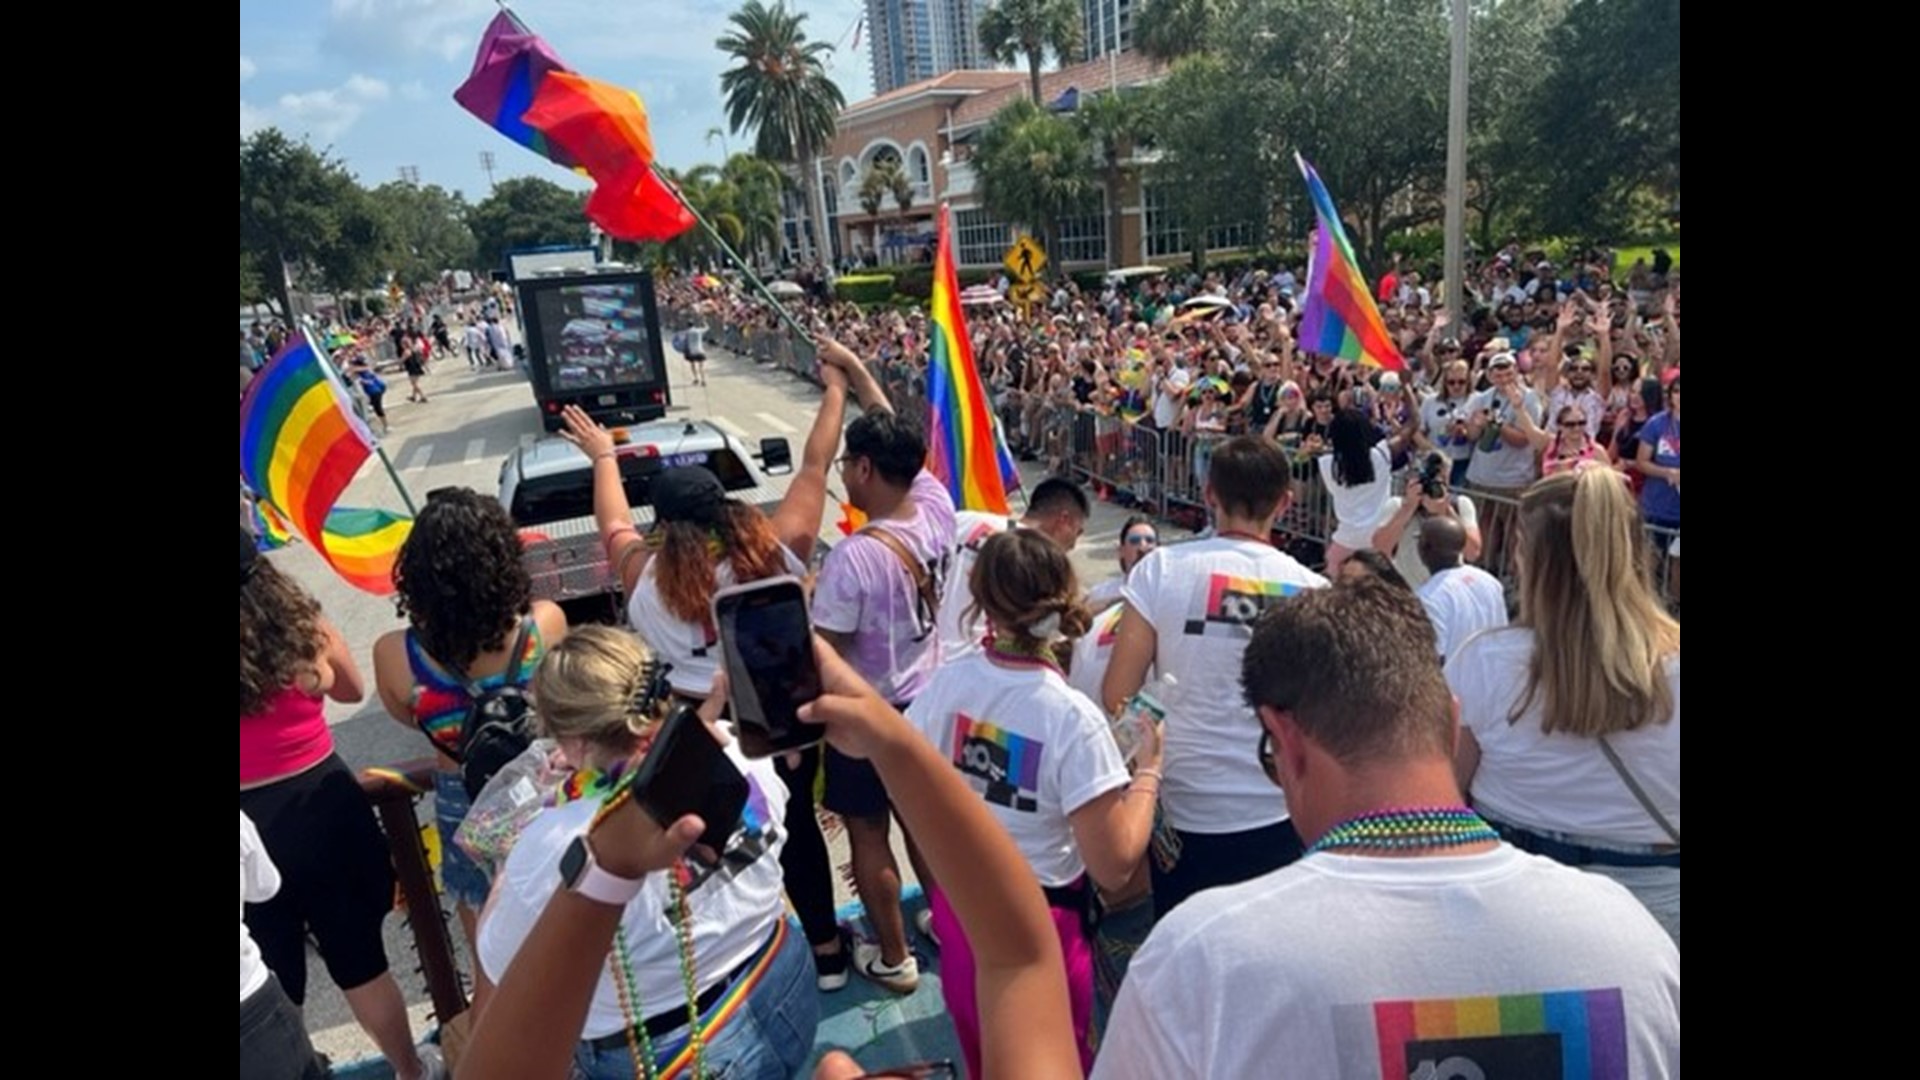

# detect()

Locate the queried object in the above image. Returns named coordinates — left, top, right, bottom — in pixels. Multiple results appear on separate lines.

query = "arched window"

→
left=907, top=145, right=930, bottom=184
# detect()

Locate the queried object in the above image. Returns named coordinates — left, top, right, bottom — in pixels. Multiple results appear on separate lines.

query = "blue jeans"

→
left=433, top=769, right=493, bottom=909
left=571, top=925, right=819, bottom=1080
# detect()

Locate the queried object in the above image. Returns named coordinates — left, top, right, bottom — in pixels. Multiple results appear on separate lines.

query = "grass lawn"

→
left=1614, top=242, right=1679, bottom=277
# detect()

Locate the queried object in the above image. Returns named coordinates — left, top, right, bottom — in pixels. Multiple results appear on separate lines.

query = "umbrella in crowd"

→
left=959, top=285, right=1006, bottom=306
left=766, top=280, right=804, bottom=298
left=1108, top=265, right=1170, bottom=281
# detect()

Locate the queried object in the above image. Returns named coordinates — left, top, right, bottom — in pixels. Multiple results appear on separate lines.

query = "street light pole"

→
left=1443, top=0, right=1469, bottom=338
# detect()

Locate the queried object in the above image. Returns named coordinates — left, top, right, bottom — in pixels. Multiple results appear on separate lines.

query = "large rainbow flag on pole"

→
left=240, top=336, right=411, bottom=594
left=926, top=204, right=1018, bottom=514
left=1295, top=154, right=1406, bottom=372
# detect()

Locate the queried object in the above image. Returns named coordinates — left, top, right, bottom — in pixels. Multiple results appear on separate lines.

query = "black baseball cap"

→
left=650, top=466, right=725, bottom=527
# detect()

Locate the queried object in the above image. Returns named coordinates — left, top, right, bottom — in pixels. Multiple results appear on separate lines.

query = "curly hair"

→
left=393, top=487, right=533, bottom=671
left=655, top=501, right=787, bottom=624
left=240, top=527, right=326, bottom=717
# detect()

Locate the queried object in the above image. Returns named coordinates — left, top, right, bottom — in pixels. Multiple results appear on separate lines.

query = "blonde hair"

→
left=1513, top=469, right=1680, bottom=736
left=531, top=626, right=667, bottom=756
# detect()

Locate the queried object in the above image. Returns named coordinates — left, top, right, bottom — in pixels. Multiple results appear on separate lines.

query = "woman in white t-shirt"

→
left=1446, top=468, right=1681, bottom=944
left=476, top=627, right=815, bottom=1080
left=908, top=529, right=1165, bottom=1078
left=1317, top=407, right=1394, bottom=576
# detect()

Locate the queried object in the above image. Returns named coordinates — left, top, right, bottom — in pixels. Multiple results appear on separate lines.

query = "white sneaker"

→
left=853, top=940, right=920, bottom=995
left=413, top=1044, right=448, bottom=1080
left=915, top=907, right=939, bottom=948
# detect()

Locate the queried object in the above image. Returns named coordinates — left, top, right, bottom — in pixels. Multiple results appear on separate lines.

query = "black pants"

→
left=776, top=744, right=839, bottom=948
left=1150, top=819, right=1304, bottom=922
left=240, top=972, right=329, bottom=1080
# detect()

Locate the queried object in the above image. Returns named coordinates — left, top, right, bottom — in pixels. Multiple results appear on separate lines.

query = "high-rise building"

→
left=866, top=0, right=991, bottom=95
left=1082, top=0, right=1134, bottom=58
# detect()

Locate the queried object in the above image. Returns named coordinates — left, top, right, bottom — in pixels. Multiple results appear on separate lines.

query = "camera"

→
left=1418, top=453, right=1448, bottom=499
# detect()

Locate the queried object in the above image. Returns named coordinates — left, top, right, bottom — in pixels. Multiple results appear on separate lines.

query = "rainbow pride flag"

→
left=1295, top=154, right=1405, bottom=372
left=239, top=337, right=410, bottom=594
left=452, top=11, right=579, bottom=170
left=926, top=204, right=1018, bottom=514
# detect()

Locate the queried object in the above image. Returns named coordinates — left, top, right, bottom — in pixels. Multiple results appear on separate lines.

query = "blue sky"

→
left=240, top=0, right=875, bottom=201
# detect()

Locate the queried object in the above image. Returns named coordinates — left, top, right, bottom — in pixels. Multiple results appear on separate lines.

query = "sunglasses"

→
left=1444, top=378, right=1469, bottom=386
left=1569, top=363, right=1595, bottom=372
left=1560, top=419, right=1588, bottom=429
left=1258, top=730, right=1278, bottom=786
left=1124, top=534, right=1158, bottom=547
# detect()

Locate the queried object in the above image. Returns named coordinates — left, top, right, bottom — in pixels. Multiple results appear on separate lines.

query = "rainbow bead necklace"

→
left=1307, top=806, right=1500, bottom=855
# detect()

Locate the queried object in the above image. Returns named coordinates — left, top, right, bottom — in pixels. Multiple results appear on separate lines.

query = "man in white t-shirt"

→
left=1103, top=436, right=1329, bottom=918
left=1416, top=515, right=1509, bottom=661
left=1093, top=580, right=1680, bottom=1079
left=811, top=404, right=957, bottom=994
left=937, top=478, right=1090, bottom=661
left=1371, top=453, right=1483, bottom=588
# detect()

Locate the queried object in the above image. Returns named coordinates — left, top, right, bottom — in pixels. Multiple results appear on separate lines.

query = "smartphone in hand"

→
left=712, top=576, right=826, bottom=758
left=631, top=704, right=748, bottom=857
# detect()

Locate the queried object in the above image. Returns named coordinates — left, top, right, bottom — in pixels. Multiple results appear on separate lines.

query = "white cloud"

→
left=240, top=55, right=257, bottom=82
left=325, top=0, right=493, bottom=63
left=398, top=80, right=429, bottom=102
left=239, top=75, right=392, bottom=143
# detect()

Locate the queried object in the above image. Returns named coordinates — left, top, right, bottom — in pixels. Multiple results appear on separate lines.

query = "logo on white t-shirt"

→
left=680, top=774, right=778, bottom=894
left=951, top=712, right=1043, bottom=812
left=1334, top=987, right=1628, bottom=1079
left=1183, top=574, right=1305, bottom=636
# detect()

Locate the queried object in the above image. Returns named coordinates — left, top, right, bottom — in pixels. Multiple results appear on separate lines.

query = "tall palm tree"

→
left=1132, top=0, right=1223, bottom=62
left=971, top=96, right=1094, bottom=266
left=1075, top=89, right=1146, bottom=268
left=717, top=1, right=846, bottom=265
left=719, top=153, right=789, bottom=265
left=888, top=164, right=914, bottom=229
left=978, top=0, right=1084, bottom=104
left=858, top=162, right=890, bottom=256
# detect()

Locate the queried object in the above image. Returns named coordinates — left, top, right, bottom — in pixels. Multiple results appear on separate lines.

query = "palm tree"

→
left=888, top=164, right=914, bottom=231
left=719, top=153, right=788, bottom=265
left=1132, top=0, right=1222, bottom=62
left=717, top=1, right=846, bottom=265
left=1075, top=89, right=1146, bottom=268
left=858, top=162, right=890, bottom=257
left=978, top=0, right=1084, bottom=104
left=971, top=96, right=1094, bottom=266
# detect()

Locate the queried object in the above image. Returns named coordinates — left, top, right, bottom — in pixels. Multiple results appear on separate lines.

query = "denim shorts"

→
left=433, top=768, right=493, bottom=909
left=571, top=924, right=819, bottom=1080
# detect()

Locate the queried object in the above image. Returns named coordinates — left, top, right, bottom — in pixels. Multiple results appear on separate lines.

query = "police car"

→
left=499, top=419, right=793, bottom=624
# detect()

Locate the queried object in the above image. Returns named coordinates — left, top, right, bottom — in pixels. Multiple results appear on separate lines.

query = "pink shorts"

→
left=929, top=883, right=1095, bottom=1078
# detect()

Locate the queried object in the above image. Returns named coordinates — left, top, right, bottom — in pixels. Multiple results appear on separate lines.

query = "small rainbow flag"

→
left=239, top=336, right=410, bottom=594
left=1295, top=154, right=1406, bottom=372
left=926, top=204, right=1018, bottom=515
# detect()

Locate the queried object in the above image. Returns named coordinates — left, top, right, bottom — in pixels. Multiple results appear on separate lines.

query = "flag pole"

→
left=303, top=321, right=419, bottom=516
left=495, top=3, right=817, bottom=345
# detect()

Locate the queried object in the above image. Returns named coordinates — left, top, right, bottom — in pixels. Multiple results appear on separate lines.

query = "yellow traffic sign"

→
left=1004, top=235, right=1047, bottom=281
left=1010, top=279, right=1049, bottom=309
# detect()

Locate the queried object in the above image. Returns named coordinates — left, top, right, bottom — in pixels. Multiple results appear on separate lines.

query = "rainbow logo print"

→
left=1183, top=575, right=1302, bottom=636
left=1335, top=988, right=1628, bottom=1079
left=951, top=712, right=1044, bottom=812
left=1094, top=605, right=1123, bottom=647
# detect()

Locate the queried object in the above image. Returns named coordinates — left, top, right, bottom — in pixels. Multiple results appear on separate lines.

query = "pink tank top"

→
left=239, top=686, right=334, bottom=786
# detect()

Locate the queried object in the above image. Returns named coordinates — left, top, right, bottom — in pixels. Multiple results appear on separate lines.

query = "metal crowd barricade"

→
left=1066, top=411, right=1167, bottom=516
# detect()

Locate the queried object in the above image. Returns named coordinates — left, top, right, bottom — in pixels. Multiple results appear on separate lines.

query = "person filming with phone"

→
left=1369, top=451, right=1484, bottom=589
left=473, top=626, right=816, bottom=1080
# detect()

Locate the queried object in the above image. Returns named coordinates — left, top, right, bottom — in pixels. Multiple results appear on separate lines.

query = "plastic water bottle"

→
left=1112, top=673, right=1177, bottom=766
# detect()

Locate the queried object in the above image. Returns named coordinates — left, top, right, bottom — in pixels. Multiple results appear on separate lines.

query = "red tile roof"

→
left=950, top=51, right=1168, bottom=128
left=841, top=70, right=1026, bottom=119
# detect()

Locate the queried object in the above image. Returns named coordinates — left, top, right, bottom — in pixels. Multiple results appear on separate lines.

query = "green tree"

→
left=1521, top=0, right=1680, bottom=238
left=858, top=159, right=890, bottom=255
left=1075, top=88, right=1148, bottom=267
left=979, top=0, right=1084, bottom=103
left=717, top=1, right=846, bottom=264
left=369, top=181, right=479, bottom=290
left=240, top=128, right=390, bottom=320
left=1229, top=0, right=1449, bottom=268
left=1132, top=0, right=1228, bottom=62
left=1146, top=55, right=1268, bottom=268
left=466, top=177, right=589, bottom=270
left=718, top=153, right=790, bottom=264
left=972, top=97, right=1095, bottom=265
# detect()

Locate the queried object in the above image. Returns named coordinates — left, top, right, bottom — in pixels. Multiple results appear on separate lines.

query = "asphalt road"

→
left=270, top=317, right=1175, bottom=1067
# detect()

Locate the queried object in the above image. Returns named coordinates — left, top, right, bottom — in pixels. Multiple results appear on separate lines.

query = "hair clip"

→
left=633, top=657, right=674, bottom=719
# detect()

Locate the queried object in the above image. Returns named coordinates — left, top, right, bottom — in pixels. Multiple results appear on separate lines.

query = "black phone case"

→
left=632, top=706, right=749, bottom=856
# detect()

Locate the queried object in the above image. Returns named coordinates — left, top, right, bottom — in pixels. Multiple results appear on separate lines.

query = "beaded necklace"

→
left=984, top=633, right=1063, bottom=675
left=1307, top=806, right=1500, bottom=856
left=591, top=772, right=707, bottom=1080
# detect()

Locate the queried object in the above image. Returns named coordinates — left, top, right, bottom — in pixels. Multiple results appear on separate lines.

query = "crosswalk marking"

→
left=754, top=411, right=798, bottom=434
left=464, top=438, right=488, bottom=465
left=710, top=416, right=748, bottom=439
left=403, top=445, right=434, bottom=471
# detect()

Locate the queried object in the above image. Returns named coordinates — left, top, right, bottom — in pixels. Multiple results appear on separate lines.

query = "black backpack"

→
left=430, top=621, right=537, bottom=799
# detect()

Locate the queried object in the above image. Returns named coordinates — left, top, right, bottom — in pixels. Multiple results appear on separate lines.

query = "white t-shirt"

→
left=1421, top=395, right=1476, bottom=463
left=1464, top=388, right=1545, bottom=490
left=1446, top=629, right=1680, bottom=843
left=1068, top=602, right=1127, bottom=706
left=1084, top=574, right=1128, bottom=614
left=477, top=742, right=790, bottom=1040
left=1371, top=496, right=1480, bottom=589
left=1120, top=537, right=1328, bottom=833
left=935, top=511, right=1012, bottom=662
left=1093, top=846, right=1681, bottom=1080
left=1317, top=441, right=1394, bottom=548
left=1417, top=564, right=1509, bottom=662
left=240, top=811, right=280, bottom=1002
left=627, top=545, right=808, bottom=696
left=906, top=654, right=1128, bottom=887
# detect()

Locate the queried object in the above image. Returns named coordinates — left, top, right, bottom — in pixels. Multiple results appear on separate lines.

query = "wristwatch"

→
left=558, top=832, right=647, bottom=906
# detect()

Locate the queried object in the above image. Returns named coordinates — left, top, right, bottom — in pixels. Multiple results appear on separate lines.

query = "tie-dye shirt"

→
left=405, top=619, right=546, bottom=756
